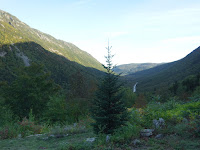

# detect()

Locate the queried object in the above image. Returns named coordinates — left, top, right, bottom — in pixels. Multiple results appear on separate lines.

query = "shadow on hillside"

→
left=0, top=41, right=106, bottom=98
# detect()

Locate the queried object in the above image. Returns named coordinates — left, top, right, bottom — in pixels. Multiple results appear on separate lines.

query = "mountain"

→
left=114, top=63, right=163, bottom=75
left=0, top=10, right=104, bottom=71
left=123, top=46, right=200, bottom=92
left=0, top=10, right=105, bottom=98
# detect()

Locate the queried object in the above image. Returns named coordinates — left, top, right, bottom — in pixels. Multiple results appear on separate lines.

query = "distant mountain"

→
left=114, top=63, right=163, bottom=75
left=0, top=10, right=105, bottom=97
left=123, top=46, right=200, bottom=92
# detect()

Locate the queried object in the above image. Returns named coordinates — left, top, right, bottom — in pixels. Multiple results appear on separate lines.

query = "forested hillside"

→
left=0, top=10, right=104, bottom=71
left=0, top=9, right=105, bottom=98
left=124, top=46, right=200, bottom=93
left=114, top=63, right=163, bottom=75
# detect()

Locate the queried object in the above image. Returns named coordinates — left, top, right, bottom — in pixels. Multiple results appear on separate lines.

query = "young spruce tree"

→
left=91, top=43, right=129, bottom=134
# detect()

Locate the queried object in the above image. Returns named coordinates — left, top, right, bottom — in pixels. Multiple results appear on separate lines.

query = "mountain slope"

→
left=0, top=41, right=105, bottom=97
left=124, top=46, right=200, bottom=92
left=0, top=9, right=104, bottom=71
left=0, top=10, right=105, bottom=98
left=114, top=63, right=163, bottom=75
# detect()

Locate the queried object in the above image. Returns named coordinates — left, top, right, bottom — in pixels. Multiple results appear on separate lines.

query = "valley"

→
left=0, top=9, right=199, bottom=150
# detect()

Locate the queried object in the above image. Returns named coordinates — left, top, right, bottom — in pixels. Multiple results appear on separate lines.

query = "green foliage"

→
left=49, top=124, right=88, bottom=138
left=134, top=94, right=147, bottom=108
left=110, top=123, right=140, bottom=144
left=0, top=100, right=15, bottom=126
left=140, top=97, right=200, bottom=128
left=169, top=81, right=179, bottom=95
left=0, top=124, right=19, bottom=140
left=44, top=95, right=67, bottom=124
left=66, top=98, right=90, bottom=123
left=91, top=45, right=129, bottom=134
left=182, top=73, right=200, bottom=92
left=121, top=87, right=136, bottom=108
left=128, top=108, right=142, bottom=127
left=0, top=110, right=42, bottom=139
left=1, top=63, right=60, bottom=118
left=18, top=117, right=42, bottom=138
left=192, top=86, right=200, bottom=98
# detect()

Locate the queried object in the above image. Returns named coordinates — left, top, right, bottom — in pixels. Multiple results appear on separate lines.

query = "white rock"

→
left=153, top=118, right=165, bottom=129
left=0, top=51, right=7, bottom=57
left=86, top=137, right=95, bottom=142
left=106, top=135, right=110, bottom=143
left=155, top=134, right=163, bottom=139
left=140, top=129, right=154, bottom=137
left=18, top=134, right=22, bottom=138
left=132, top=139, right=141, bottom=146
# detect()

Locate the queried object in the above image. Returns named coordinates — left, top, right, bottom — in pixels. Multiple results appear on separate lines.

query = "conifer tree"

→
left=91, top=43, right=129, bottom=134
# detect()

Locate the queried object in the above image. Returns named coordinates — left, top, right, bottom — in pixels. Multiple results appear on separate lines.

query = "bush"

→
left=139, top=98, right=200, bottom=128
left=18, top=117, right=42, bottom=137
left=111, top=123, right=140, bottom=144
left=0, top=124, right=19, bottom=139
left=66, top=98, right=90, bottom=124
left=122, top=87, right=136, bottom=108
left=0, top=106, right=16, bottom=126
left=44, top=95, right=67, bottom=124
left=0, top=105, right=20, bottom=139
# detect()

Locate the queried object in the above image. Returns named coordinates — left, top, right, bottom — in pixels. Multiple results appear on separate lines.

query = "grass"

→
left=0, top=131, right=94, bottom=150
left=0, top=122, right=200, bottom=150
left=148, top=135, right=200, bottom=150
left=1, top=133, right=198, bottom=150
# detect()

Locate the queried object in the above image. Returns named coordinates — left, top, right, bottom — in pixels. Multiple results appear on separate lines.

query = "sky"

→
left=1, top=0, right=200, bottom=65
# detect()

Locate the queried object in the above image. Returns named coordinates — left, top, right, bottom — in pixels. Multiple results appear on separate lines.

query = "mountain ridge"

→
left=0, top=9, right=106, bottom=98
left=123, top=46, right=200, bottom=92
left=0, top=9, right=104, bottom=71
left=114, top=63, right=164, bottom=75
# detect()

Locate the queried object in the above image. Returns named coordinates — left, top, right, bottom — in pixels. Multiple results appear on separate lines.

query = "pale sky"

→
left=1, top=0, right=200, bottom=65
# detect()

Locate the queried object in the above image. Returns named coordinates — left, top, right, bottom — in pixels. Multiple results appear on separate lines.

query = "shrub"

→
left=140, top=99, right=200, bottom=127
left=0, top=124, right=19, bottom=139
left=111, top=123, right=140, bottom=144
left=122, top=87, right=136, bottom=108
left=18, top=117, right=42, bottom=137
left=49, top=118, right=92, bottom=137
left=66, top=98, right=90, bottom=124
left=0, top=106, right=20, bottom=139
left=44, top=95, right=67, bottom=124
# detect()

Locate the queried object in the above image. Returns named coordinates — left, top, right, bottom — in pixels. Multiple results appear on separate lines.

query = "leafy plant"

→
left=44, top=95, right=67, bottom=124
left=0, top=124, right=19, bottom=139
left=18, top=117, right=42, bottom=138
